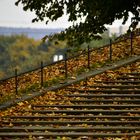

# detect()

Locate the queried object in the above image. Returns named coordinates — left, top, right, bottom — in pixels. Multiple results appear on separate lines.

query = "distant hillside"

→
left=0, top=34, right=67, bottom=80
left=0, top=27, right=64, bottom=40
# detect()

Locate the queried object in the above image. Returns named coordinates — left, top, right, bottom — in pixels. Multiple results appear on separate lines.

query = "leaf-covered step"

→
left=16, top=99, right=140, bottom=104
left=123, top=72, right=140, bottom=76
left=0, top=126, right=140, bottom=132
left=2, top=120, right=140, bottom=125
left=3, top=115, right=140, bottom=120
left=117, top=76, right=140, bottom=80
left=69, top=99, right=140, bottom=104
left=0, top=132, right=139, bottom=138
left=67, top=89, right=140, bottom=93
left=66, top=94, right=140, bottom=98
left=84, top=85, right=140, bottom=89
left=31, top=104, right=140, bottom=109
left=28, top=99, right=140, bottom=104
left=94, top=80, right=140, bottom=84
left=25, top=110, right=140, bottom=115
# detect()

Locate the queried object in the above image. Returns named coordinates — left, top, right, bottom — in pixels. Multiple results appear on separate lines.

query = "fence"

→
left=0, top=29, right=140, bottom=104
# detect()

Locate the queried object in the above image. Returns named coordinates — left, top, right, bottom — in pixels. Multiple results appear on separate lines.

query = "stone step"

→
left=27, top=109, right=140, bottom=115
left=67, top=89, right=140, bottom=93
left=0, top=132, right=139, bottom=138
left=0, top=126, right=140, bottom=132
left=38, top=99, right=140, bottom=104
left=31, top=104, right=140, bottom=109
left=69, top=99, right=140, bottom=104
left=123, top=72, right=140, bottom=75
left=66, top=93, right=140, bottom=98
left=117, top=76, right=140, bottom=80
left=85, top=85, right=140, bottom=89
left=3, top=115, right=140, bottom=120
left=2, top=120, right=140, bottom=125
left=94, top=80, right=140, bottom=84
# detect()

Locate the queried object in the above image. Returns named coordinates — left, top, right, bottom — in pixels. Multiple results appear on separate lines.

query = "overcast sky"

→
left=0, top=0, right=133, bottom=29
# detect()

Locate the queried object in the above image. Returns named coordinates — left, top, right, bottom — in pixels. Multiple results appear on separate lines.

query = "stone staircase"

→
left=0, top=72, right=140, bottom=139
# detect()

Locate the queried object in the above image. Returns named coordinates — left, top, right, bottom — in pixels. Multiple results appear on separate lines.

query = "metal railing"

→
left=0, top=29, right=140, bottom=103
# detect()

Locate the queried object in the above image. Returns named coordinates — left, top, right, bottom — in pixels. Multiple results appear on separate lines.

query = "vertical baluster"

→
left=87, top=45, right=90, bottom=69
left=109, top=39, right=112, bottom=61
left=64, top=53, right=68, bottom=79
left=41, top=61, right=44, bottom=87
left=130, top=31, right=133, bottom=55
left=15, top=69, right=18, bottom=95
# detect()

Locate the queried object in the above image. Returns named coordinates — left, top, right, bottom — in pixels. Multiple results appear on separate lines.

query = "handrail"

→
left=0, top=43, right=113, bottom=82
left=0, top=29, right=140, bottom=102
left=0, top=31, right=138, bottom=83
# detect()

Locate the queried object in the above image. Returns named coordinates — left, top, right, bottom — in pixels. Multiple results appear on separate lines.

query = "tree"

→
left=15, top=0, right=140, bottom=44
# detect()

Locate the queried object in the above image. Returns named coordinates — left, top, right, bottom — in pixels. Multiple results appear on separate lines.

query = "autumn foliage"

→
left=0, top=30, right=140, bottom=104
left=0, top=29, right=140, bottom=139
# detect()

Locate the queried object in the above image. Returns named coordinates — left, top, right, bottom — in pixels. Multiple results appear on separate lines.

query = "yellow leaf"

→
left=17, top=102, right=24, bottom=106
left=71, top=76, right=76, bottom=80
left=25, top=101, right=29, bottom=104
left=9, top=122, right=13, bottom=127
left=62, top=137, right=68, bottom=140
left=28, top=105, right=32, bottom=109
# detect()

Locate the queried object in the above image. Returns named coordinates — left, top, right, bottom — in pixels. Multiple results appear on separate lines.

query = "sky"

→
left=0, top=0, right=133, bottom=29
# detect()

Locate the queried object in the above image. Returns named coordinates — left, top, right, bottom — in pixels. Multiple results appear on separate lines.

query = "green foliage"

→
left=0, top=35, right=67, bottom=80
left=16, top=0, right=140, bottom=44
left=44, top=76, right=65, bottom=87
left=89, top=31, right=110, bottom=48
left=0, top=27, right=131, bottom=80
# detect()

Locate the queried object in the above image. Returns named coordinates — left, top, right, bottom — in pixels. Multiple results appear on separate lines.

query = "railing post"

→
left=87, top=45, right=90, bottom=69
left=130, top=31, right=133, bottom=55
left=64, top=52, right=68, bottom=79
left=85, top=77, right=88, bottom=86
left=40, top=61, right=44, bottom=87
left=15, top=69, right=18, bottom=95
left=109, top=39, right=112, bottom=61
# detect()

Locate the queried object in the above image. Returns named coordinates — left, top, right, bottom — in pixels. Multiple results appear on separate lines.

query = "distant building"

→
left=53, top=54, right=64, bottom=62
left=119, top=26, right=123, bottom=36
left=52, top=48, right=66, bottom=62
left=108, top=26, right=128, bottom=37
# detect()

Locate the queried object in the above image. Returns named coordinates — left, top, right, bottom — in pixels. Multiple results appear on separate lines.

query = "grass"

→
left=0, top=33, right=140, bottom=104
left=0, top=56, right=134, bottom=105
